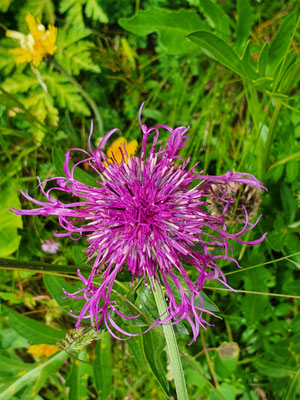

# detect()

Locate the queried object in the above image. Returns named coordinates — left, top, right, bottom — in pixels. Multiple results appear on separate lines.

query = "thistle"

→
left=11, top=104, right=266, bottom=342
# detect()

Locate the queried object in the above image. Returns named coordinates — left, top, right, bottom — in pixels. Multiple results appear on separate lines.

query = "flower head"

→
left=11, top=104, right=266, bottom=342
left=6, top=14, right=57, bottom=66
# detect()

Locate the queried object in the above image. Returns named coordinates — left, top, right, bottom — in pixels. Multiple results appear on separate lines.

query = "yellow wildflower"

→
left=6, top=14, right=57, bottom=67
left=106, top=137, right=138, bottom=164
left=27, top=344, right=59, bottom=359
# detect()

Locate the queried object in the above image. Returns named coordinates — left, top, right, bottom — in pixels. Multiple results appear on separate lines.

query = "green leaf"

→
left=59, top=0, right=85, bottom=26
left=43, top=72, right=90, bottom=115
left=188, top=31, right=257, bottom=79
left=0, top=355, right=32, bottom=375
left=55, top=36, right=100, bottom=76
left=85, top=0, right=108, bottom=23
left=241, top=268, right=268, bottom=325
left=235, top=0, right=254, bottom=53
left=198, top=0, right=230, bottom=38
left=52, top=145, right=97, bottom=186
left=2, top=304, right=65, bottom=345
left=254, top=357, right=296, bottom=378
left=68, top=348, right=90, bottom=400
left=119, top=8, right=209, bottom=55
left=266, top=12, right=297, bottom=75
left=142, top=328, right=169, bottom=397
left=0, top=0, right=11, bottom=12
left=126, top=327, right=147, bottom=368
left=0, top=182, right=23, bottom=257
left=0, top=39, right=22, bottom=74
left=0, top=348, right=69, bottom=400
left=283, top=368, right=300, bottom=400
left=43, top=274, right=86, bottom=313
left=93, top=332, right=112, bottom=400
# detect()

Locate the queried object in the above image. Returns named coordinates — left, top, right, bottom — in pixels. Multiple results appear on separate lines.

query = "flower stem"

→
left=49, top=57, right=104, bottom=135
left=151, top=276, right=189, bottom=400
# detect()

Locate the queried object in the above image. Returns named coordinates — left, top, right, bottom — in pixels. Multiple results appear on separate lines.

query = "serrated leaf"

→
left=198, top=0, right=231, bottom=38
left=43, top=72, right=90, bottom=115
left=2, top=73, right=39, bottom=94
left=188, top=31, right=258, bottom=79
left=0, top=39, right=19, bottom=74
left=2, top=305, right=65, bottom=345
left=59, top=0, right=85, bottom=26
left=55, top=40, right=100, bottom=75
left=119, top=8, right=209, bottom=55
left=85, top=0, right=108, bottom=23
left=0, top=182, right=23, bottom=257
left=93, top=332, right=112, bottom=400
left=235, top=0, right=254, bottom=53
left=21, top=90, right=59, bottom=129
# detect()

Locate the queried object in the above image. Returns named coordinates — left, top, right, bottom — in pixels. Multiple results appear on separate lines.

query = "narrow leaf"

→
left=93, top=332, right=112, bottom=400
left=142, top=328, right=169, bottom=397
left=188, top=31, right=257, bottom=79
left=2, top=304, right=65, bottom=345
left=235, top=0, right=254, bottom=53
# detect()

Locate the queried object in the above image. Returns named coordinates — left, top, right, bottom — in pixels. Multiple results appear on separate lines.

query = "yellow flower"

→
left=27, top=344, right=59, bottom=359
left=6, top=14, right=57, bottom=67
left=106, top=137, right=138, bottom=165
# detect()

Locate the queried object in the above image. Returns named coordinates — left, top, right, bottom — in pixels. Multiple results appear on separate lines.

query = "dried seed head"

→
left=208, top=182, right=261, bottom=225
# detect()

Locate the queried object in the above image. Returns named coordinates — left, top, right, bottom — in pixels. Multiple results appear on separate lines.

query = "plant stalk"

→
left=151, top=276, right=189, bottom=400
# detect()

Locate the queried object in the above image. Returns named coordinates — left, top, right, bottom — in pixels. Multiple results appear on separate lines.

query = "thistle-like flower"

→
left=6, top=14, right=57, bottom=67
left=11, top=105, right=266, bottom=342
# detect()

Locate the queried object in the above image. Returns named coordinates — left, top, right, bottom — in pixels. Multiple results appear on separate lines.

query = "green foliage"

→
left=55, top=27, right=101, bottom=75
left=0, top=183, right=23, bottom=257
left=0, top=0, right=299, bottom=399
left=119, top=8, right=209, bottom=55
left=93, top=333, right=112, bottom=399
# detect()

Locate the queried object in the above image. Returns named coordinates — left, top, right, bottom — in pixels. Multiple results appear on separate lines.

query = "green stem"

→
left=50, top=57, right=104, bottom=135
left=262, top=100, right=282, bottom=175
left=151, top=276, right=189, bottom=400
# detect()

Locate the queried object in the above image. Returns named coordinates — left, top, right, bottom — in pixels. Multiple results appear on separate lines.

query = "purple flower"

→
left=41, top=239, right=59, bottom=254
left=11, top=104, right=266, bottom=342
